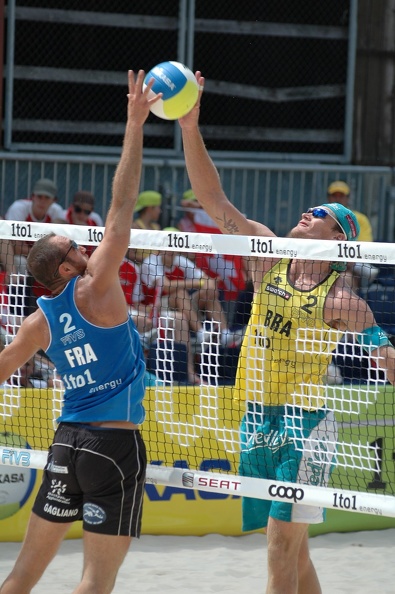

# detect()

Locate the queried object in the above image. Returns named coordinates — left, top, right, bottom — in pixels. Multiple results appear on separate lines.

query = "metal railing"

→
left=0, top=151, right=393, bottom=242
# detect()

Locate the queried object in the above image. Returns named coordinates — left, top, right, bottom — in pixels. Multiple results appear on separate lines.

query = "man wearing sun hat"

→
left=327, top=180, right=373, bottom=242
left=5, top=178, right=65, bottom=280
left=178, top=189, right=200, bottom=232
left=6, top=178, right=64, bottom=224
left=132, top=190, right=162, bottom=231
left=327, top=180, right=377, bottom=293
left=131, top=190, right=162, bottom=264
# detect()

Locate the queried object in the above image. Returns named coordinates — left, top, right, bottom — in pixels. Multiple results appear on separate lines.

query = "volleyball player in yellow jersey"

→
left=179, top=72, right=395, bottom=594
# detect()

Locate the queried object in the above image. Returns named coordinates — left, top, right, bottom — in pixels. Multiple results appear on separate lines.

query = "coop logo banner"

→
left=268, top=484, right=305, bottom=503
left=0, top=433, right=37, bottom=520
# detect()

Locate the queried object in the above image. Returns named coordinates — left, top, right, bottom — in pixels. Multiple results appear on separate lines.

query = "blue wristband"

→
left=356, top=326, right=392, bottom=354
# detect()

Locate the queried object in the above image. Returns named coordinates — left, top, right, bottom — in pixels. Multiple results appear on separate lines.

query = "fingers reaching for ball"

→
left=195, top=71, right=205, bottom=92
left=126, top=70, right=162, bottom=126
left=195, top=71, right=205, bottom=104
left=142, top=75, right=163, bottom=109
left=178, top=71, right=204, bottom=127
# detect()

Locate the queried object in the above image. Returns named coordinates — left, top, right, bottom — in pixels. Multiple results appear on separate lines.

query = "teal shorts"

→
left=239, top=403, right=337, bottom=531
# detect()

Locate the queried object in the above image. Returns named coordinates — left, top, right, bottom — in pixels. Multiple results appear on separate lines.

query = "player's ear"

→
left=333, top=231, right=346, bottom=242
left=59, top=261, right=74, bottom=277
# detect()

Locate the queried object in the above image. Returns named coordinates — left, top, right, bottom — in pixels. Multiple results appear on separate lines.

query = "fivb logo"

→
left=1, top=448, right=31, bottom=466
left=268, top=484, right=305, bottom=503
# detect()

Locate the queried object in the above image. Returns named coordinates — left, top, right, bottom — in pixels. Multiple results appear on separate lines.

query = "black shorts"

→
left=33, top=422, right=147, bottom=536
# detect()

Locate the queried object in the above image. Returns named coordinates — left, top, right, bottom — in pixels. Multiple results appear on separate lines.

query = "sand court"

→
left=1, top=529, right=394, bottom=593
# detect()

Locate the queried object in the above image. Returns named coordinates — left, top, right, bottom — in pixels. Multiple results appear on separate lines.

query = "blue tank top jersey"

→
left=37, top=276, right=146, bottom=424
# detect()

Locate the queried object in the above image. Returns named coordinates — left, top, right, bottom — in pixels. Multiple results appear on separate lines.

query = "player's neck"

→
left=290, top=259, right=331, bottom=286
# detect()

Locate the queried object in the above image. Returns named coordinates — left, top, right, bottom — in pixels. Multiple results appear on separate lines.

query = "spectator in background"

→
left=327, top=181, right=373, bottom=241
left=0, top=226, right=16, bottom=351
left=120, top=245, right=200, bottom=383
left=89, top=206, right=104, bottom=227
left=119, top=246, right=154, bottom=336
left=177, top=188, right=200, bottom=232
left=63, top=191, right=99, bottom=257
left=327, top=180, right=377, bottom=293
left=63, top=191, right=98, bottom=227
left=5, top=178, right=64, bottom=274
left=179, top=189, right=249, bottom=324
left=0, top=238, right=15, bottom=286
left=141, top=248, right=241, bottom=349
left=5, top=179, right=64, bottom=317
left=132, top=190, right=162, bottom=231
left=132, top=190, right=162, bottom=264
left=6, top=178, right=63, bottom=224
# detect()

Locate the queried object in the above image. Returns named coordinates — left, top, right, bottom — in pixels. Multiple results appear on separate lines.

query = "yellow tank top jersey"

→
left=234, top=259, right=342, bottom=409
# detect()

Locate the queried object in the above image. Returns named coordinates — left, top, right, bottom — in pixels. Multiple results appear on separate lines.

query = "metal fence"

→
left=2, top=0, right=356, bottom=162
left=0, top=152, right=393, bottom=242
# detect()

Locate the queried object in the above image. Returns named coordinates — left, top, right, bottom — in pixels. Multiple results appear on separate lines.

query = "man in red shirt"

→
left=141, top=249, right=241, bottom=348
left=63, top=190, right=99, bottom=227
left=63, top=191, right=100, bottom=258
left=6, top=178, right=64, bottom=226
left=5, top=178, right=64, bottom=274
left=5, top=179, right=65, bottom=314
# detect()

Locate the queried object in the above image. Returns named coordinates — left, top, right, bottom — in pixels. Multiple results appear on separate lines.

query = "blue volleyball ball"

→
left=143, top=61, right=199, bottom=120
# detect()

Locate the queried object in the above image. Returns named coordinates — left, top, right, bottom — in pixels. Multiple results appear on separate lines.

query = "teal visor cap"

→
left=321, top=203, right=360, bottom=241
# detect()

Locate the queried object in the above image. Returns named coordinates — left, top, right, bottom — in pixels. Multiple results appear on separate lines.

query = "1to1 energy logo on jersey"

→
left=0, top=432, right=37, bottom=520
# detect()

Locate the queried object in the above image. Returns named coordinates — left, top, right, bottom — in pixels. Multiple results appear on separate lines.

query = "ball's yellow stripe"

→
left=162, top=81, right=199, bottom=119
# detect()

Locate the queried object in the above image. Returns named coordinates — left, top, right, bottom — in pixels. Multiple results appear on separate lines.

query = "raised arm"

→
left=88, top=71, right=160, bottom=285
left=179, top=72, right=275, bottom=239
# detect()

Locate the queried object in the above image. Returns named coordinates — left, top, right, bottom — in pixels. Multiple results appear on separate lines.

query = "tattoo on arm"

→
left=217, top=213, right=239, bottom=234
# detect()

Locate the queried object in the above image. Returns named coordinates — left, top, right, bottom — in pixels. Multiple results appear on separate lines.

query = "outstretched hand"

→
left=178, top=71, right=204, bottom=129
left=126, top=70, right=162, bottom=126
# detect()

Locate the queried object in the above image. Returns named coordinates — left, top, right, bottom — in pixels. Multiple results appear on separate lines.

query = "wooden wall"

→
left=354, top=0, right=395, bottom=165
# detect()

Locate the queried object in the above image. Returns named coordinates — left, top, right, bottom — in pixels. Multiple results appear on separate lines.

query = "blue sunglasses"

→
left=307, top=207, right=346, bottom=237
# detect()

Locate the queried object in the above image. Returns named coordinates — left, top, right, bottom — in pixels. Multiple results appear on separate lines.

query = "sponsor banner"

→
left=1, top=386, right=395, bottom=540
left=1, top=220, right=395, bottom=264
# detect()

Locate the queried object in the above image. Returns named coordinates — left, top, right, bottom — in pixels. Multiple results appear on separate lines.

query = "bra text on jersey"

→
left=264, top=309, right=292, bottom=337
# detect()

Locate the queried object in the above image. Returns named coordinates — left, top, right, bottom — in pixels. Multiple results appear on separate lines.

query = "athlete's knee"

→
left=267, top=518, right=308, bottom=559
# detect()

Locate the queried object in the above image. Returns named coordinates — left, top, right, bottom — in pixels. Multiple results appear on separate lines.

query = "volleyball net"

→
left=1, top=219, right=395, bottom=517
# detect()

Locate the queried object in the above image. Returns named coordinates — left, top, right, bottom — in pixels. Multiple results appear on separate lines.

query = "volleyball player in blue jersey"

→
left=0, top=71, right=161, bottom=594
